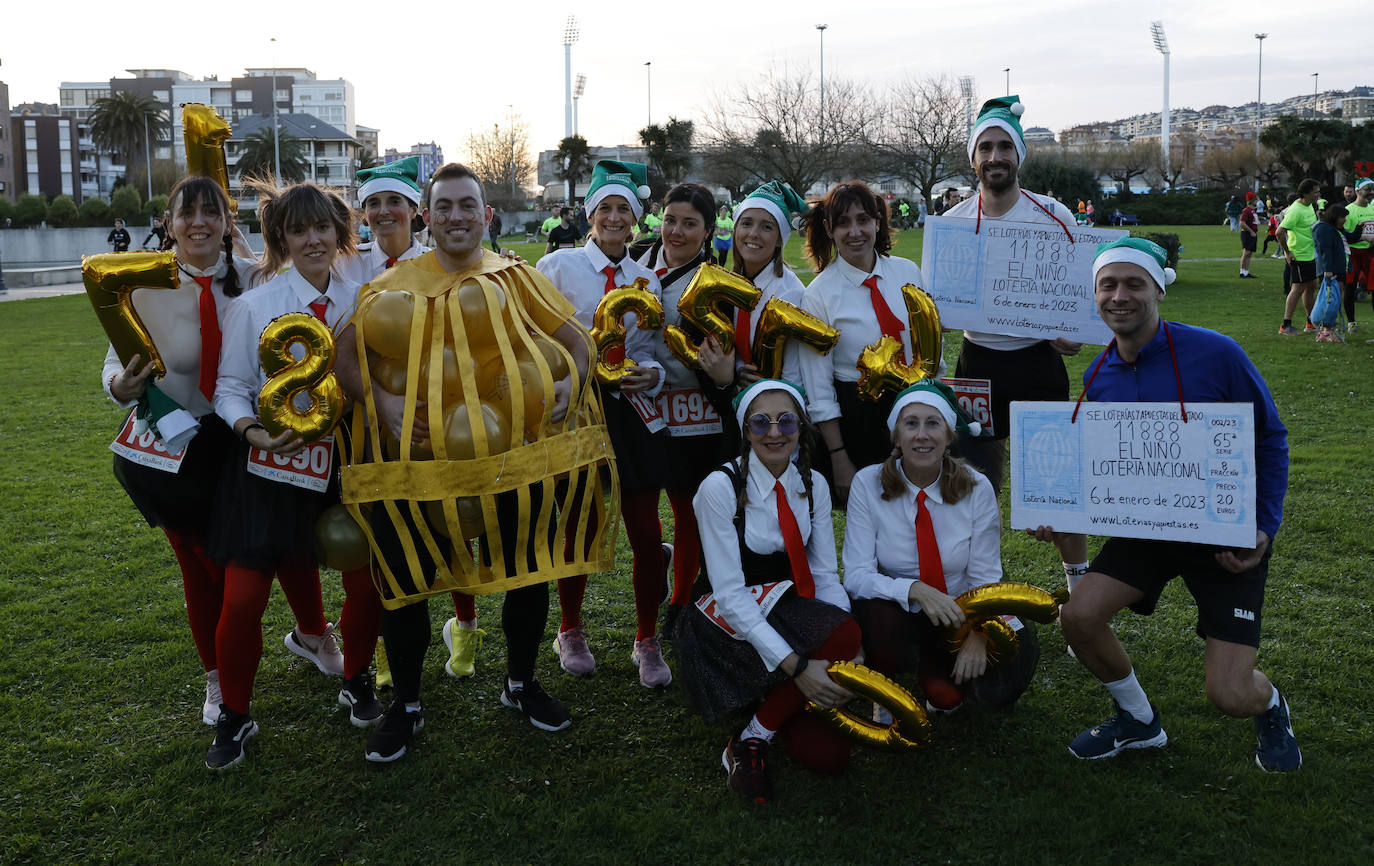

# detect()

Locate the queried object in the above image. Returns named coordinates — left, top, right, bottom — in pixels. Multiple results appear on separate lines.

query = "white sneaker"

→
left=202, top=669, right=222, bottom=726
left=285, top=623, right=345, bottom=676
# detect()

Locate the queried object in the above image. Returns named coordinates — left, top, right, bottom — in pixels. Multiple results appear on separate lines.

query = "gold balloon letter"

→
left=181, top=103, right=236, bottom=211
left=901, top=283, right=943, bottom=380
left=663, top=263, right=762, bottom=368
left=257, top=312, right=344, bottom=442
left=854, top=336, right=922, bottom=402
left=805, top=661, right=931, bottom=751
left=946, top=582, right=1069, bottom=664
left=82, top=251, right=180, bottom=378
left=588, top=279, right=664, bottom=386
left=751, top=298, right=839, bottom=379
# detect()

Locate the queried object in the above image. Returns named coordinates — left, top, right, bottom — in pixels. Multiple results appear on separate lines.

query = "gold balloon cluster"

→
left=946, top=582, right=1069, bottom=664
left=855, top=284, right=944, bottom=402
left=663, top=264, right=762, bottom=366
left=806, top=661, right=932, bottom=751
left=256, top=312, right=344, bottom=442
left=181, top=103, right=236, bottom=211
left=82, top=251, right=181, bottom=378
left=588, top=279, right=664, bottom=386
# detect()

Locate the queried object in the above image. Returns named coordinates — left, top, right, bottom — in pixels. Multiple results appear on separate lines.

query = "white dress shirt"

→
left=798, top=254, right=925, bottom=423
left=842, top=461, right=1002, bottom=613
left=213, top=267, right=361, bottom=427
left=537, top=241, right=666, bottom=397
left=332, top=238, right=429, bottom=287
left=943, top=189, right=1077, bottom=351
left=694, top=456, right=851, bottom=671
left=101, top=254, right=258, bottom=417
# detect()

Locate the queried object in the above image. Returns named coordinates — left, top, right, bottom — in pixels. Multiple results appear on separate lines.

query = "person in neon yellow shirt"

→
left=641, top=200, right=663, bottom=238
left=713, top=204, right=734, bottom=265
left=1342, top=178, right=1374, bottom=333
left=1277, top=179, right=1320, bottom=336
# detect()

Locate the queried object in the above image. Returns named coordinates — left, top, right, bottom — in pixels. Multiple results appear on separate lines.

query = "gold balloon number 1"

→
left=257, top=312, right=344, bottom=442
left=181, top=103, right=236, bottom=210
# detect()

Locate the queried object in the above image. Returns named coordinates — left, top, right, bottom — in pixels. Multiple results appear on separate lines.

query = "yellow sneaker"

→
left=442, top=618, right=486, bottom=679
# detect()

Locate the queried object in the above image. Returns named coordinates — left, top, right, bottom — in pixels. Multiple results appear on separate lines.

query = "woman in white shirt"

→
left=669, top=379, right=861, bottom=805
left=798, top=180, right=925, bottom=506
left=333, top=156, right=430, bottom=286
left=843, top=380, right=1038, bottom=715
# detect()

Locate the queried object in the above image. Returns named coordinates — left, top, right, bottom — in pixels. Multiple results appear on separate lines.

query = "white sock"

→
left=507, top=677, right=525, bottom=692
left=1266, top=684, right=1280, bottom=711
left=1103, top=670, right=1153, bottom=723
left=741, top=715, right=776, bottom=743
left=457, top=618, right=477, bottom=630
left=1063, top=562, right=1090, bottom=593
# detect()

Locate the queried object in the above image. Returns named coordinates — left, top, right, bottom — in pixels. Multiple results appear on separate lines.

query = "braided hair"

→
left=165, top=175, right=244, bottom=298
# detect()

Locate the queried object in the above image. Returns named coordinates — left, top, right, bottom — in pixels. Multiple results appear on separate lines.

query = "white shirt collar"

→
left=899, top=461, right=946, bottom=505
left=745, top=451, right=801, bottom=498
left=832, top=252, right=881, bottom=286
left=178, top=253, right=227, bottom=279
left=583, top=240, right=621, bottom=274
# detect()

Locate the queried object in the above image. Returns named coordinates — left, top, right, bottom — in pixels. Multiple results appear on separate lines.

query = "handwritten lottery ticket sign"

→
left=921, top=216, right=1127, bottom=345
left=1008, top=402, right=1257, bottom=547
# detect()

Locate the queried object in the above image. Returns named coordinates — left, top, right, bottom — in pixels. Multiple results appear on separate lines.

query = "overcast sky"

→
left=3, top=0, right=1361, bottom=170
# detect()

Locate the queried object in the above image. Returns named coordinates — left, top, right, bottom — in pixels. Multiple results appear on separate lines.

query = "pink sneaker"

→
left=632, top=636, right=672, bottom=688
left=553, top=627, right=596, bottom=676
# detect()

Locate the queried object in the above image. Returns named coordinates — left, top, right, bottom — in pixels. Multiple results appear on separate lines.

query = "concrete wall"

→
left=0, top=227, right=265, bottom=266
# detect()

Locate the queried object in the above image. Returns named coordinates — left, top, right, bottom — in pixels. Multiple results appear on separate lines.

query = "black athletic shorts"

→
left=1241, top=232, right=1257, bottom=252
left=1089, top=536, right=1271, bottom=647
left=954, top=338, right=1069, bottom=441
left=1289, top=259, right=1317, bottom=284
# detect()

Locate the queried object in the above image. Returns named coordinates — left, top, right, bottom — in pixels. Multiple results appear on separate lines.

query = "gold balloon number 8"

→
left=256, top=312, right=344, bottom=443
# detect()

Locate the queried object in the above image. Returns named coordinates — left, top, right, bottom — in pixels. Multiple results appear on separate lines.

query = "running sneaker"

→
left=501, top=680, right=572, bottom=732
left=1278, top=325, right=1303, bottom=336
left=631, top=635, right=672, bottom=688
left=1348, top=321, right=1360, bottom=334
left=338, top=671, right=385, bottom=728
left=285, top=623, right=344, bottom=676
left=206, top=708, right=258, bottom=770
left=553, top=627, right=596, bottom=676
left=1303, top=321, right=1317, bottom=332
left=202, top=669, right=222, bottom=726
left=722, top=736, right=772, bottom=804
left=441, top=618, right=486, bottom=680
left=1254, top=690, right=1302, bottom=772
left=365, top=702, right=425, bottom=763
left=1068, top=702, right=1167, bottom=759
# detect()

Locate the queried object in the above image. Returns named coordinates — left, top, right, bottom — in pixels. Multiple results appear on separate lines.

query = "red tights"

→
left=557, top=488, right=665, bottom=639
left=665, top=488, right=700, bottom=607
left=163, top=528, right=223, bottom=673
left=216, top=558, right=327, bottom=713
left=756, top=618, right=863, bottom=775
left=340, top=566, right=382, bottom=680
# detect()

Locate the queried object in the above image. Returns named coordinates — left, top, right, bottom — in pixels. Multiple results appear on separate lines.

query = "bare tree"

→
left=1201, top=141, right=1255, bottom=189
left=1103, top=139, right=1159, bottom=197
left=871, top=75, right=968, bottom=204
left=1151, top=131, right=1198, bottom=189
left=465, top=116, right=534, bottom=211
left=702, top=66, right=878, bottom=196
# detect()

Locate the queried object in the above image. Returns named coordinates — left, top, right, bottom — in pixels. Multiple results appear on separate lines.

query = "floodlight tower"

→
left=959, top=75, right=975, bottom=143
left=563, top=16, right=579, bottom=139
left=1255, top=33, right=1267, bottom=194
left=1151, top=21, right=1171, bottom=186
left=573, top=74, right=586, bottom=136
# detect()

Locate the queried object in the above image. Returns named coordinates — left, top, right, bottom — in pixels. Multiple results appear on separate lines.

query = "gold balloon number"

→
left=805, top=661, right=931, bottom=751
left=588, top=279, right=663, bottom=386
left=181, top=103, right=236, bottom=211
left=901, top=284, right=943, bottom=380
left=751, top=298, right=839, bottom=379
left=257, top=312, right=344, bottom=442
left=853, top=283, right=944, bottom=402
left=82, top=251, right=181, bottom=378
left=663, top=263, right=762, bottom=368
left=945, top=582, right=1069, bottom=664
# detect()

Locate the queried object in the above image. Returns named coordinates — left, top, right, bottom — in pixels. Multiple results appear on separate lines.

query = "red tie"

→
left=655, top=267, right=668, bottom=278
left=385, top=257, right=398, bottom=269
left=309, top=298, right=329, bottom=324
left=775, top=480, right=815, bottom=599
left=602, top=265, right=625, bottom=366
left=914, top=489, right=947, bottom=593
left=864, top=274, right=907, bottom=363
left=194, top=275, right=220, bottom=401
left=735, top=307, right=753, bottom=365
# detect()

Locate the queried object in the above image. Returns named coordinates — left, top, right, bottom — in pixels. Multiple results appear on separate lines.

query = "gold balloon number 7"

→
left=82, top=251, right=181, bottom=378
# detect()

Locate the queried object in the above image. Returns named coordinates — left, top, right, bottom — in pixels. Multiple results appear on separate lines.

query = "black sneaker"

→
left=500, top=680, right=572, bottom=732
left=338, top=671, right=385, bottom=728
left=722, top=736, right=772, bottom=804
left=365, top=702, right=424, bottom=763
left=206, top=707, right=258, bottom=770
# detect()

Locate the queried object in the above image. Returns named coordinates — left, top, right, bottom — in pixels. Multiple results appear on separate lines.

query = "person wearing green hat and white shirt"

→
left=729, top=180, right=811, bottom=388
left=843, top=380, right=1038, bottom=717
left=537, top=160, right=673, bottom=686
left=942, top=95, right=1091, bottom=597
left=1341, top=177, right=1374, bottom=333
left=1277, top=178, right=1322, bottom=335
left=1030, top=237, right=1299, bottom=772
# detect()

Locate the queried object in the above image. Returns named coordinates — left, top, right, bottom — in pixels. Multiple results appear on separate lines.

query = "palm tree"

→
left=554, top=135, right=592, bottom=198
left=235, top=129, right=307, bottom=183
left=358, top=148, right=381, bottom=170
left=90, top=91, right=168, bottom=172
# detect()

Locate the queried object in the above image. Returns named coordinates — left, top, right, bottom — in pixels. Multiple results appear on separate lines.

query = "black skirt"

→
left=602, top=385, right=671, bottom=492
left=206, top=440, right=335, bottom=570
left=811, top=380, right=896, bottom=495
left=112, top=413, right=236, bottom=535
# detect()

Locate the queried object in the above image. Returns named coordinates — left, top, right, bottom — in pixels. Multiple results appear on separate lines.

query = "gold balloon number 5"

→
left=257, top=312, right=344, bottom=442
left=663, top=263, right=762, bottom=368
left=82, top=251, right=181, bottom=377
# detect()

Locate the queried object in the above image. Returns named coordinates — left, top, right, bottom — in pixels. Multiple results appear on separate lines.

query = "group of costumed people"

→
left=94, top=95, right=1300, bottom=799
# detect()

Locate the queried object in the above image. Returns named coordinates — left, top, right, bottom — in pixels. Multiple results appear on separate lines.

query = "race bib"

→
left=943, top=376, right=994, bottom=437
left=109, top=411, right=187, bottom=473
left=695, top=580, right=793, bottom=639
left=245, top=433, right=334, bottom=492
left=655, top=387, right=723, bottom=437
left=1361, top=222, right=1374, bottom=243
left=625, top=391, right=668, bottom=433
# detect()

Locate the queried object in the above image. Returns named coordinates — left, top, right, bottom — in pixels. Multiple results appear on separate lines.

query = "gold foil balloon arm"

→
left=751, top=298, right=839, bottom=379
left=588, top=280, right=663, bottom=386
left=955, top=582, right=1065, bottom=623
left=82, top=251, right=180, bottom=378
left=804, top=661, right=931, bottom=751
left=181, top=103, right=236, bottom=211
left=665, top=263, right=763, bottom=367
left=256, top=312, right=344, bottom=442
left=900, top=283, right=943, bottom=379
left=854, top=336, right=922, bottom=402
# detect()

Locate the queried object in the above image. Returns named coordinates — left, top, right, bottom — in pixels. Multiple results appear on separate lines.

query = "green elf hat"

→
left=356, top=156, right=423, bottom=207
left=584, top=160, right=651, bottom=220
left=967, top=94, right=1027, bottom=163
left=886, top=379, right=981, bottom=437
left=1092, top=236, right=1176, bottom=295
left=1358, top=178, right=1374, bottom=190
left=734, top=180, right=811, bottom=247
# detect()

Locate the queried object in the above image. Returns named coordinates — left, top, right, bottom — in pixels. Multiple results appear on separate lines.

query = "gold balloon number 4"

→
left=257, top=312, right=344, bottom=443
left=855, top=284, right=944, bottom=402
left=82, top=251, right=181, bottom=377
left=588, top=278, right=664, bottom=386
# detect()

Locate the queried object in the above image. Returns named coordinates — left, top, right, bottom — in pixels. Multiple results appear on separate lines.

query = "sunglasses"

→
left=747, top=412, right=800, bottom=437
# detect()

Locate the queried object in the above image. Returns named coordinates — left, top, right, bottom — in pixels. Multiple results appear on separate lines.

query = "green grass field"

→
left=2, top=225, right=1372, bottom=863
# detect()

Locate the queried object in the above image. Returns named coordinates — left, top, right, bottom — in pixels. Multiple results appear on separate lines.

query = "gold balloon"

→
left=181, top=103, right=236, bottom=211
left=256, top=312, right=344, bottom=442
left=529, top=333, right=571, bottom=380
left=588, top=279, right=664, bottom=386
left=901, top=283, right=943, bottom=380
left=441, top=401, right=511, bottom=460
left=314, top=504, right=370, bottom=571
left=663, top=263, right=762, bottom=367
left=805, top=661, right=931, bottom=751
left=456, top=277, right=507, bottom=353
left=481, top=359, right=552, bottom=442
left=82, top=251, right=180, bottom=378
left=854, top=336, right=923, bottom=402
left=945, top=582, right=1069, bottom=664
left=425, top=499, right=483, bottom=540
left=420, top=344, right=474, bottom=403
left=361, top=289, right=417, bottom=359
left=371, top=355, right=410, bottom=396
left=751, top=297, right=839, bottom=379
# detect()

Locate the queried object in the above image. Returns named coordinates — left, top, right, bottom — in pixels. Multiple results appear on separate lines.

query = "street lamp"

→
left=573, top=74, right=586, bottom=137
left=1003, top=68, right=1010, bottom=95
left=958, top=75, right=975, bottom=144
left=1311, top=72, right=1319, bottom=118
left=1151, top=21, right=1171, bottom=187
left=644, top=62, right=652, bottom=127
left=1255, top=33, right=1267, bottom=194
left=816, top=24, right=828, bottom=142
left=271, top=37, right=281, bottom=181
left=563, top=16, right=578, bottom=141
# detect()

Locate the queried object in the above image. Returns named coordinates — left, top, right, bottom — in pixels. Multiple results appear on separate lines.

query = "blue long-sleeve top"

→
left=1082, top=321, right=1288, bottom=540
left=1312, top=220, right=1347, bottom=277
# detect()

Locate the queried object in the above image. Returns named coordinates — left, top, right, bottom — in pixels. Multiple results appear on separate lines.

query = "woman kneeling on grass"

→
left=668, top=379, right=861, bottom=804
